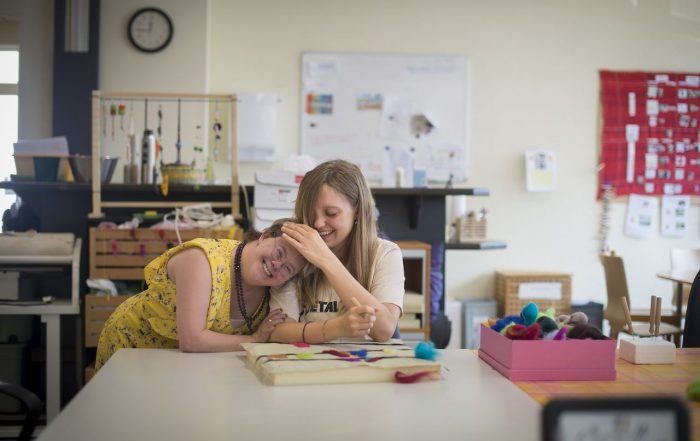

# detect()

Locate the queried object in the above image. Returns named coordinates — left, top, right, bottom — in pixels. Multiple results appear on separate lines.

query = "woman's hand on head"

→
left=337, top=305, right=376, bottom=338
left=252, top=309, right=287, bottom=343
left=281, top=222, right=336, bottom=269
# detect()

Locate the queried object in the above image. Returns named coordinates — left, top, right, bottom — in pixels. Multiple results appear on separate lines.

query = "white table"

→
left=0, top=239, right=81, bottom=422
left=37, top=348, right=541, bottom=441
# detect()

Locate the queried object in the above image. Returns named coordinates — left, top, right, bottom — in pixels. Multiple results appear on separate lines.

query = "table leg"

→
left=42, top=314, right=60, bottom=422
left=676, top=282, right=684, bottom=347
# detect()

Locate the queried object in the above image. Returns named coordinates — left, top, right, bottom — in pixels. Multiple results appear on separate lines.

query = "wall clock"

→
left=127, top=7, right=173, bottom=53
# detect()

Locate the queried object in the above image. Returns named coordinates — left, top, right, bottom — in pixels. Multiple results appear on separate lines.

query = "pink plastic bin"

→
left=478, top=325, right=616, bottom=381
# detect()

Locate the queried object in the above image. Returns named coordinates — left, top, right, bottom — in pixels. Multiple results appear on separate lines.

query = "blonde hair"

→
left=295, top=160, right=378, bottom=311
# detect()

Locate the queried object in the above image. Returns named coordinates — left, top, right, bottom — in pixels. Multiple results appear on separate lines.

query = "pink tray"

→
left=478, top=325, right=616, bottom=381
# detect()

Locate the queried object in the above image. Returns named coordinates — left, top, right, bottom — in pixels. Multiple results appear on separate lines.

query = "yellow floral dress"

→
left=95, top=238, right=267, bottom=371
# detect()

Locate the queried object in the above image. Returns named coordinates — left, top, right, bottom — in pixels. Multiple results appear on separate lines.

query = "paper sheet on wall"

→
left=660, top=195, right=690, bottom=237
left=525, top=150, right=557, bottom=192
left=238, top=92, right=277, bottom=162
left=624, top=194, right=658, bottom=239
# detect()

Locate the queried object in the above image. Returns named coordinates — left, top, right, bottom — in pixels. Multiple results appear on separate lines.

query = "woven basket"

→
left=495, top=271, right=572, bottom=317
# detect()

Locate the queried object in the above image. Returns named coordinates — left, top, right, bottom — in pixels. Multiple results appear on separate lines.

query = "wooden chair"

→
left=600, top=252, right=682, bottom=342
left=670, top=248, right=700, bottom=309
left=682, top=269, right=700, bottom=348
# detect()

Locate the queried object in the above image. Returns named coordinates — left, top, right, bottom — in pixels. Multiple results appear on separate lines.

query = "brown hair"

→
left=243, top=217, right=295, bottom=242
left=294, top=160, right=378, bottom=311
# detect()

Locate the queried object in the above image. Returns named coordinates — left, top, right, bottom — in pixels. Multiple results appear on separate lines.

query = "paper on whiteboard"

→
left=517, top=282, right=562, bottom=300
left=378, top=96, right=413, bottom=142
left=661, top=195, right=690, bottom=237
left=427, top=144, right=466, bottom=182
left=624, top=194, right=658, bottom=239
left=382, top=145, right=414, bottom=187
left=238, top=92, right=277, bottom=162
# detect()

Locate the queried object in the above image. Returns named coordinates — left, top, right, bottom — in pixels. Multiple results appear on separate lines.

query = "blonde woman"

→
left=270, top=160, right=404, bottom=343
left=95, top=220, right=305, bottom=372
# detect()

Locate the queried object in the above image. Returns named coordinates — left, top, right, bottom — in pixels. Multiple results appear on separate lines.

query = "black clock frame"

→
left=127, top=7, right=174, bottom=53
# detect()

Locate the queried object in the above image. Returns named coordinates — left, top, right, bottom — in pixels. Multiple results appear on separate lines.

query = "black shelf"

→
left=445, top=240, right=507, bottom=250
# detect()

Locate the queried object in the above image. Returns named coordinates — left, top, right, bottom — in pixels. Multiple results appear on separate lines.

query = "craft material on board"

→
left=243, top=341, right=441, bottom=386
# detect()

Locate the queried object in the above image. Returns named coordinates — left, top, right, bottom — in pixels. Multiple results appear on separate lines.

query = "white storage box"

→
left=254, top=171, right=300, bottom=210
left=254, top=208, right=295, bottom=231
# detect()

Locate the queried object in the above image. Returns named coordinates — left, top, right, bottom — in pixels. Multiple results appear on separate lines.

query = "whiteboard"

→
left=301, top=52, right=469, bottom=183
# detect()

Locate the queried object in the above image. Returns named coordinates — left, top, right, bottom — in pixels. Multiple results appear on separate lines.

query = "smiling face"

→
left=242, top=235, right=305, bottom=287
left=311, top=184, right=356, bottom=253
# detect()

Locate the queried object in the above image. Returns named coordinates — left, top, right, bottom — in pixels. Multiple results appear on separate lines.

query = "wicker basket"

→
left=495, top=271, right=572, bottom=317
left=457, top=217, right=486, bottom=242
left=89, top=227, right=242, bottom=280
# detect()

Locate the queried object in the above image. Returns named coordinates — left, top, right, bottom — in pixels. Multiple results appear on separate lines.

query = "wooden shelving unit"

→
left=90, top=91, right=240, bottom=218
left=396, top=241, right=431, bottom=341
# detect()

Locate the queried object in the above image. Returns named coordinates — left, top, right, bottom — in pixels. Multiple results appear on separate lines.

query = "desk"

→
left=37, top=349, right=540, bottom=441
left=0, top=239, right=82, bottom=422
left=658, top=269, right=697, bottom=327
left=515, top=349, right=700, bottom=440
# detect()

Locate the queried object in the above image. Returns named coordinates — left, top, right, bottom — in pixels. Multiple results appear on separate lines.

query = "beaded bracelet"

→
left=302, top=322, right=310, bottom=343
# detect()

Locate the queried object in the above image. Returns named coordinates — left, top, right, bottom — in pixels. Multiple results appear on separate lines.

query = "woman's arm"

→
left=168, top=248, right=286, bottom=352
left=270, top=304, right=377, bottom=343
left=281, top=224, right=401, bottom=341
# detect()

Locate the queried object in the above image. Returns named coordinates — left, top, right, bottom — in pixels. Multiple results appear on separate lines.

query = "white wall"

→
left=99, top=0, right=210, bottom=174
left=0, top=0, right=54, bottom=139
left=99, top=0, right=700, bottom=309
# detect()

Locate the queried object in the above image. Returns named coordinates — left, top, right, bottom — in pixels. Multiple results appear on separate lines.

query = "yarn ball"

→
left=543, top=329, right=559, bottom=340
left=415, top=341, right=439, bottom=361
left=567, top=311, right=588, bottom=325
left=567, top=324, right=605, bottom=340
left=536, top=316, right=559, bottom=335
left=520, top=302, right=539, bottom=326
left=688, top=378, right=700, bottom=401
left=505, top=323, right=541, bottom=340
left=553, top=327, right=569, bottom=340
left=500, top=322, right=517, bottom=335
left=491, top=315, right=523, bottom=333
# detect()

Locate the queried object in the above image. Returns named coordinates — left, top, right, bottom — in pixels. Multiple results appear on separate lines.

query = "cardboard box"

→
left=478, top=325, right=616, bottom=381
left=254, top=171, right=300, bottom=210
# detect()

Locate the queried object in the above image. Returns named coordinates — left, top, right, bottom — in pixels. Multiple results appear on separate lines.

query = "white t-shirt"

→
left=270, top=238, right=405, bottom=323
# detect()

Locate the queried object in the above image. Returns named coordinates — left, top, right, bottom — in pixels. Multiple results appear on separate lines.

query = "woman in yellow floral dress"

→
left=95, top=220, right=305, bottom=372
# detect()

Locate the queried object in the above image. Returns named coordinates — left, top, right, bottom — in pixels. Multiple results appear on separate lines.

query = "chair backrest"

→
left=599, top=253, right=631, bottom=329
left=670, top=248, right=700, bottom=272
left=0, top=381, right=41, bottom=441
left=682, top=269, right=700, bottom=348
left=670, top=248, right=700, bottom=306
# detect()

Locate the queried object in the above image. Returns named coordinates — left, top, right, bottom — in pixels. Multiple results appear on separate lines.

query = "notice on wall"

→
left=525, top=150, right=557, bottom=192
left=624, top=194, right=658, bottom=239
left=660, top=195, right=690, bottom=237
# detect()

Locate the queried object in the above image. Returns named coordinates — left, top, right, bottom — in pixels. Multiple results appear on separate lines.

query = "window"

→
left=0, top=46, right=19, bottom=230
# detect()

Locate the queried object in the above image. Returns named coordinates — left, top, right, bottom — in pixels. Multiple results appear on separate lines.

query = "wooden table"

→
left=658, top=269, right=697, bottom=327
left=515, top=349, right=700, bottom=440
left=36, top=349, right=541, bottom=441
